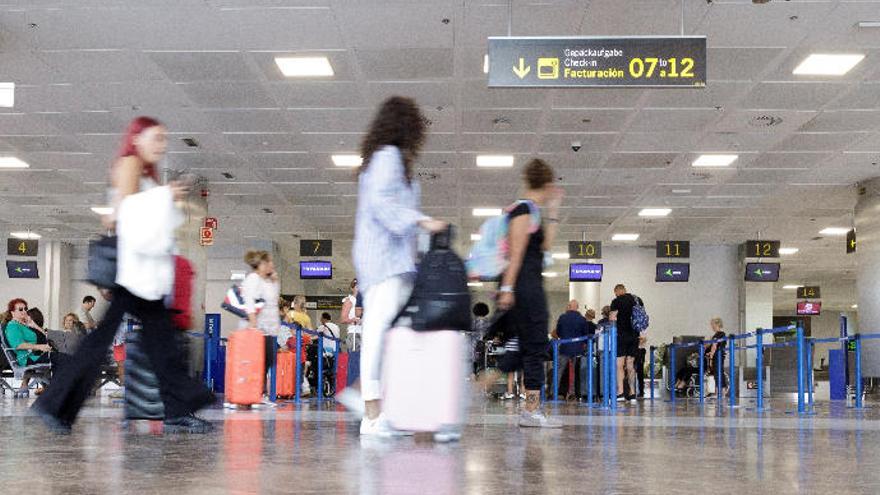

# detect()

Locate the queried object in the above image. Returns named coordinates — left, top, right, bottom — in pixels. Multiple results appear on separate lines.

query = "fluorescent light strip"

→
left=793, top=54, right=865, bottom=76
left=782, top=285, right=801, bottom=290
left=331, top=154, right=362, bottom=167
left=612, top=233, right=639, bottom=241
left=541, top=272, right=559, bottom=278
left=90, top=206, right=114, bottom=215
left=274, top=56, right=334, bottom=77
left=692, top=154, right=738, bottom=167
left=10, top=232, right=40, bottom=240
left=476, top=155, right=514, bottom=168
left=779, top=247, right=799, bottom=255
left=473, top=208, right=502, bottom=217
left=551, top=252, right=569, bottom=260
left=0, top=82, right=14, bottom=108
left=638, top=208, right=671, bottom=217
left=483, top=54, right=489, bottom=74
left=819, top=227, right=849, bottom=236
left=0, top=157, right=29, bottom=169
left=467, top=282, right=484, bottom=288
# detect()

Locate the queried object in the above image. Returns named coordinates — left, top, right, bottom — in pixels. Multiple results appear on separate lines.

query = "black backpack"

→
left=397, top=228, right=472, bottom=331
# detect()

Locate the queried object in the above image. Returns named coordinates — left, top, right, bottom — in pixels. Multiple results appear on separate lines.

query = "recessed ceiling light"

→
left=10, top=232, right=41, bottom=240
left=483, top=54, right=489, bottom=74
left=274, top=56, right=334, bottom=77
left=551, top=252, right=570, bottom=260
left=0, top=157, right=29, bottom=169
left=473, top=208, right=502, bottom=217
left=331, top=155, right=362, bottom=168
left=793, top=53, right=865, bottom=76
left=90, top=206, right=114, bottom=215
left=0, top=82, right=14, bottom=108
left=470, top=234, right=482, bottom=241
left=819, top=227, right=849, bottom=236
left=852, top=304, right=859, bottom=309
left=779, top=247, right=799, bottom=255
left=782, top=285, right=801, bottom=290
left=638, top=208, right=671, bottom=217
left=612, top=233, right=639, bottom=241
left=671, top=189, right=692, bottom=194
left=467, top=282, right=484, bottom=288
left=692, top=154, right=738, bottom=167
left=541, top=272, right=559, bottom=278
left=476, top=155, right=514, bottom=168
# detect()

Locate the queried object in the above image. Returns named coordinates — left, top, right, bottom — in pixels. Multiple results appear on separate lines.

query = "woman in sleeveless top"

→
left=34, top=117, right=215, bottom=434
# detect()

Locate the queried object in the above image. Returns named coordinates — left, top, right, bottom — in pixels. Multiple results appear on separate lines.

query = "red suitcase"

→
left=225, top=329, right=265, bottom=405
left=382, top=327, right=467, bottom=433
left=336, top=352, right=349, bottom=393
left=276, top=351, right=295, bottom=398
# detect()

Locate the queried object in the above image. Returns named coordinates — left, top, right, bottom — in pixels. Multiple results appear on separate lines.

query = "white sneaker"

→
left=519, top=393, right=526, bottom=400
left=359, top=414, right=412, bottom=437
left=518, top=410, right=563, bottom=428
left=434, top=430, right=462, bottom=443
left=109, top=389, right=124, bottom=399
left=501, top=393, right=515, bottom=400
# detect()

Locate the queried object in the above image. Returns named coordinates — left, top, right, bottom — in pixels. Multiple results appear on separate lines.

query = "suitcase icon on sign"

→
left=537, top=58, right=559, bottom=79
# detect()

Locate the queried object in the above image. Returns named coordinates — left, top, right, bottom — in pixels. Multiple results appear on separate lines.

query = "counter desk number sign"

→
left=7, top=238, right=38, bottom=257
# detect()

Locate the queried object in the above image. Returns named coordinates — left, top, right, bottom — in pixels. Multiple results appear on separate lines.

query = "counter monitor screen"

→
left=656, top=263, right=690, bottom=282
left=569, top=263, right=603, bottom=282
left=6, top=260, right=38, bottom=279
left=744, top=262, right=779, bottom=282
left=300, top=261, right=332, bottom=280
left=797, top=301, right=821, bottom=316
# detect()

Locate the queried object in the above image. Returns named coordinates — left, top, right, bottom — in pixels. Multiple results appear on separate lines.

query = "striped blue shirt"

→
left=353, top=146, right=427, bottom=292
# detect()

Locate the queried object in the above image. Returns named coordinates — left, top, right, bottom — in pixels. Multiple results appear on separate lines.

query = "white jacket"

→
left=115, top=186, right=183, bottom=301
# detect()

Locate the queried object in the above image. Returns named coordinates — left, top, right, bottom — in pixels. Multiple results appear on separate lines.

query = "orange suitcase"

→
left=225, top=329, right=265, bottom=405
left=276, top=351, right=296, bottom=398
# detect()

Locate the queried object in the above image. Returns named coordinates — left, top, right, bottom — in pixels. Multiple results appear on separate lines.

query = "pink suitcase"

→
left=381, top=327, right=467, bottom=433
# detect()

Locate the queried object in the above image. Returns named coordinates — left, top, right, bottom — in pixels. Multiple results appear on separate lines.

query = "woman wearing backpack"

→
left=352, top=96, right=447, bottom=436
left=496, top=158, right=564, bottom=428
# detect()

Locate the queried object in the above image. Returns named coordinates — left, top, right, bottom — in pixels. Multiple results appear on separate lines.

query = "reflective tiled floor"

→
left=2, top=393, right=879, bottom=494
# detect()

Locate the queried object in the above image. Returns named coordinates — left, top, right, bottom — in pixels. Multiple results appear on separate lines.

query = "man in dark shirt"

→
left=553, top=300, right=588, bottom=399
left=610, top=284, right=642, bottom=402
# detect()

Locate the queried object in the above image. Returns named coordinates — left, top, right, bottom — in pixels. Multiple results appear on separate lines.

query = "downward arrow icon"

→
left=512, top=58, right=531, bottom=79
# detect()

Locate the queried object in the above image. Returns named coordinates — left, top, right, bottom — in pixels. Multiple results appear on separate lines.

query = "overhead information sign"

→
left=744, top=263, right=780, bottom=282
left=300, top=239, right=332, bottom=257
left=656, top=263, right=690, bottom=283
left=6, top=260, right=38, bottom=279
left=797, top=286, right=821, bottom=299
left=7, top=238, right=38, bottom=257
left=745, top=240, right=780, bottom=258
left=568, top=241, right=602, bottom=259
left=656, top=241, right=690, bottom=258
left=488, top=36, right=706, bottom=88
left=847, top=229, right=856, bottom=254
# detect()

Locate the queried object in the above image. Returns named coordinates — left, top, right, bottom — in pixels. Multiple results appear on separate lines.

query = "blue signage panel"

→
left=570, top=263, right=603, bottom=282
left=745, top=263, right=780, bottom=282
left=6, top=260, right=38, bottom=279
left=656, top=263, right=690, bottom=282
left=300, top=260, right=333, bottom=280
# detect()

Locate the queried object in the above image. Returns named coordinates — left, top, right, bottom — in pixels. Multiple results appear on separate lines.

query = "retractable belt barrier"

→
left=549, top=323, right=617, bottom=410
left=281, top=323, right=343, bottom=404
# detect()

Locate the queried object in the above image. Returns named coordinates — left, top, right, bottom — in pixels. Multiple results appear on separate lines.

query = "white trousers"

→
left=360, top=275, right=413, bottom=401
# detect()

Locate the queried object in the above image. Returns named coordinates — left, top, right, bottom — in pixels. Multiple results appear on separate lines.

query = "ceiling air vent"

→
left=221, top=172, right=235, bottom=180
left=182, top=137, right=200, bottom=148
left=262, top=208, right=274, bottom=214
left=689, top=172, right=712, bottom=181
left=492, top=117, right=511, bottom=129
left=748, top=115, right=783, bottom=128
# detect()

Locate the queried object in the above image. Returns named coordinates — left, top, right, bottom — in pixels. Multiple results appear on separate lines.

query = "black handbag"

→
left=87, top=235, right=117, bottom=289
left=397, top=227, right=472, bottom=331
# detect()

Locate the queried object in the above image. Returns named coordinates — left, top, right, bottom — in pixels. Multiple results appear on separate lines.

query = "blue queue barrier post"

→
left=610, top=323, right=618, bottom=410
left=602, top=329, right=610, bottom=408
left=649, top=346, right=655, bottom=402
left=669, top=344, right=677, bottom=405
left=269, top=340, right=278, bottom=403
left=715, top=345, right=722, bottom=400
left=855, top=334, right=863, bottom=409
left=698, top=340, right=705, bottom=405
left=796, top=324, right=805, bottom=414
left=294, top=326, right=303, bottom=404
left=807, top=339, right=814, bottom=412
left=552, top=340, right=560, bottom=402
left=317, top=334, right=324, bottom=402
left=756, top=329, right=765, bottom=412
left=587, top=336, right=595, bottom=406
left=728, top=336, right=737, bottom=408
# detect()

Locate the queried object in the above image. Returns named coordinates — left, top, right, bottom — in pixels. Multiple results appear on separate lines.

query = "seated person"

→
left=63, top=313, right=87, bottom=336
left=4, top=299, right=69, bottom=397
left=674, top=317, right=728, bottom=393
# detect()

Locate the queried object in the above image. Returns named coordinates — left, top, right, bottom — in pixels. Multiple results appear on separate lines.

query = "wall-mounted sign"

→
left=300, top=261, right=332, bottom=280
left=656, top=263, right=690, bottom=283
left=656, top=241, right=690, bottom=258
left=744, top=262, right=780, bottom=282
left=745, top=240, right=780, bottom=258
left=797, top=301, right=821, bottom=316
left=797, top=286, right=821, bottom=299
left=7, top=238, right=38, bottom=257
left=569, top=263, right=603, bottom=282
left=488, top=36, right=707, bottom=88
left=199, top=227, right=214, bottom=246
left=6, top=260, right=38, bottom=279
left=568, top=241, right=602, bottom=259
left=204, top=217, right=218, bottom=230
left=847, top=229, right=856, bottom=254
left=300, top=239, right=332, bottom=257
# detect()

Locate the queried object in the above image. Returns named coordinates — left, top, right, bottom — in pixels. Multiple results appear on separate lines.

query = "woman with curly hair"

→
left=351, top=96, right=447, bottom=436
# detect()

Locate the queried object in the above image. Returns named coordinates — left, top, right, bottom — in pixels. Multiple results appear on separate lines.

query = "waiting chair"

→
left=0, top=322, right=52, bottom=396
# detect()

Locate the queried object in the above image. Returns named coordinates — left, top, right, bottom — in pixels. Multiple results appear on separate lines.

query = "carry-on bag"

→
left=124, top=328, right=164, bottom=420
left=275, top=351, right=295, bottom=398
left=382, top=326, right=468, bottom=433
left=224, top=329, right=265, bottom=405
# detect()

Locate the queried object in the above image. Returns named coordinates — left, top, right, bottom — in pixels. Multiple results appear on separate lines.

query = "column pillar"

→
left=855, top=177, right=880, bottom=375
left=569, top=281, right=600, bottom=314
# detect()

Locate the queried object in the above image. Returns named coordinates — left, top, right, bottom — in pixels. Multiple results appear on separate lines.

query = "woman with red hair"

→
left=34, top=117, right=214, bottom=434
left=2, top=299, right=70, bottom=397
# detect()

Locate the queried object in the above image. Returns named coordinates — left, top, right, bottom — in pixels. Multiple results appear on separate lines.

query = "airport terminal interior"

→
left=2, top=0, right=880, bottom=493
